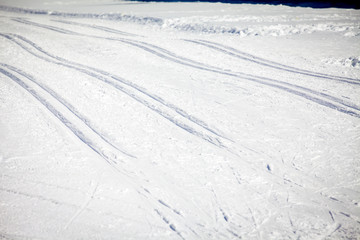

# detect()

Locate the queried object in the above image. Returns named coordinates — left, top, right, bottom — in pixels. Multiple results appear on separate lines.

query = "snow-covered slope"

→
left=0, top=1, right=359, bottom=239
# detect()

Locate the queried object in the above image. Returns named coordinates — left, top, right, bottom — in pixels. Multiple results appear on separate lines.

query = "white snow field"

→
left=0, top=0, right=359, bottom=239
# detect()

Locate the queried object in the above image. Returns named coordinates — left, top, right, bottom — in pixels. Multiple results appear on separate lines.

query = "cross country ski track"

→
left=0, top=66, right=128, bottom=170
left=52, top=19, right=141, bottom=37
left=8, top=17, right=360, bottom=119
left=0, top=63, right=135, bottom=158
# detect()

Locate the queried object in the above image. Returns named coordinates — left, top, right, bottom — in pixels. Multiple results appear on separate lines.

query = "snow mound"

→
left=323, top=56, right=360, bottom=68
left=0, top=5, right=164, bottom=25
left=162, top=19, right=360, bottom=36
left=1, top=5, right=359, bottom=37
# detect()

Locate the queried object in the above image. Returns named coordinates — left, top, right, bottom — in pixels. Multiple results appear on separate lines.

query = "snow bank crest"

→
left=162, top=17, right=360, bottom=36
left=0, top=5, right=164, bottom=25
left=1, top=5, right=359, bottom=37
left=323, top=56, right=360, bottom=68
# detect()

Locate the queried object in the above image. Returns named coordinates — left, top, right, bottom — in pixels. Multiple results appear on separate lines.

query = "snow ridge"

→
left=1, top=5, right=359, bottom=37
left=0, top=5, right=164, bottom=25
left=164, top=18, right=360, bottom=36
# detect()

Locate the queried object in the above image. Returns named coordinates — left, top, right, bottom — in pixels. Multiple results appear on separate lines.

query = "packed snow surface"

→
left=0, top=0, right=359, bottom=239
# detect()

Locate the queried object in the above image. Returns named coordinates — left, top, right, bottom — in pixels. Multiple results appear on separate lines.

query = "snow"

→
left=0, top=0, right=359, bottom=239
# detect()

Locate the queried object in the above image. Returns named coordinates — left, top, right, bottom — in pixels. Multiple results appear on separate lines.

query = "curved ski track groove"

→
left=13, top=18, right=360, bottom=118
left=0, top=33, right=225, bottom=148
left=0, top=63, right=135, bottom=158
left=188, top=39, right=360, bottom=84
left=13, top=18, right=77, bottom=35
left=51, top=19, right=140, bottom=37
left=0, top=67, right=129, bottom=171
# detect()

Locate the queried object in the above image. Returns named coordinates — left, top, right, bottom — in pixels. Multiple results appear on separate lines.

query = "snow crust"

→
left=0, top=0, right=359, bottom=239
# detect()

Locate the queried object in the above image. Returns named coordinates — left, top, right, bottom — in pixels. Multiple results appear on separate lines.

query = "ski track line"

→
left=64, top=181, right=99, bottom=230
left=0, top=186, right=170, bottom=232
left=13, top=18, right=80, bottom=35
left=0, top=33, right=225, bottom=148
left=53, top=18, right=360, bottom=113
left=0, top=67, right=130, bottom=172
left=188, top=39, right=360, bottom=84
left=0, top=62, right=135, bottom=159
left=0, top=186, right=73, bottom=207
left=51, top=19, right=140, bottom=37
left=15, top=17, right=360, bottom=118
left=154, top=209, right=186, bottom=240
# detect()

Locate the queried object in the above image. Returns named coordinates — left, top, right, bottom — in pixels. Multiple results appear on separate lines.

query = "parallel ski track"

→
left=0, top=63, right=135, bottom=158
left=0, top=33, right=226, bottom=148
left=16, top=18, right=360, bottom=118
left=0, top=67, right=130, bottom=171
left=51, top=19, right=140, bottom=37
left=13, top=18, right=78, bottom=34
left=185, top=39, right=360, bottom=84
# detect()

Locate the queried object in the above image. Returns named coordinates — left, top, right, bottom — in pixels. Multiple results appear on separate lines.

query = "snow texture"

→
left=0, top=0, right=359, bottom=239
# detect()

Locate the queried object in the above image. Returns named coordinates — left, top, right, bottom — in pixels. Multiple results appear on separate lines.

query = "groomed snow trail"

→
left=0, top=1, right=359, bottom=239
